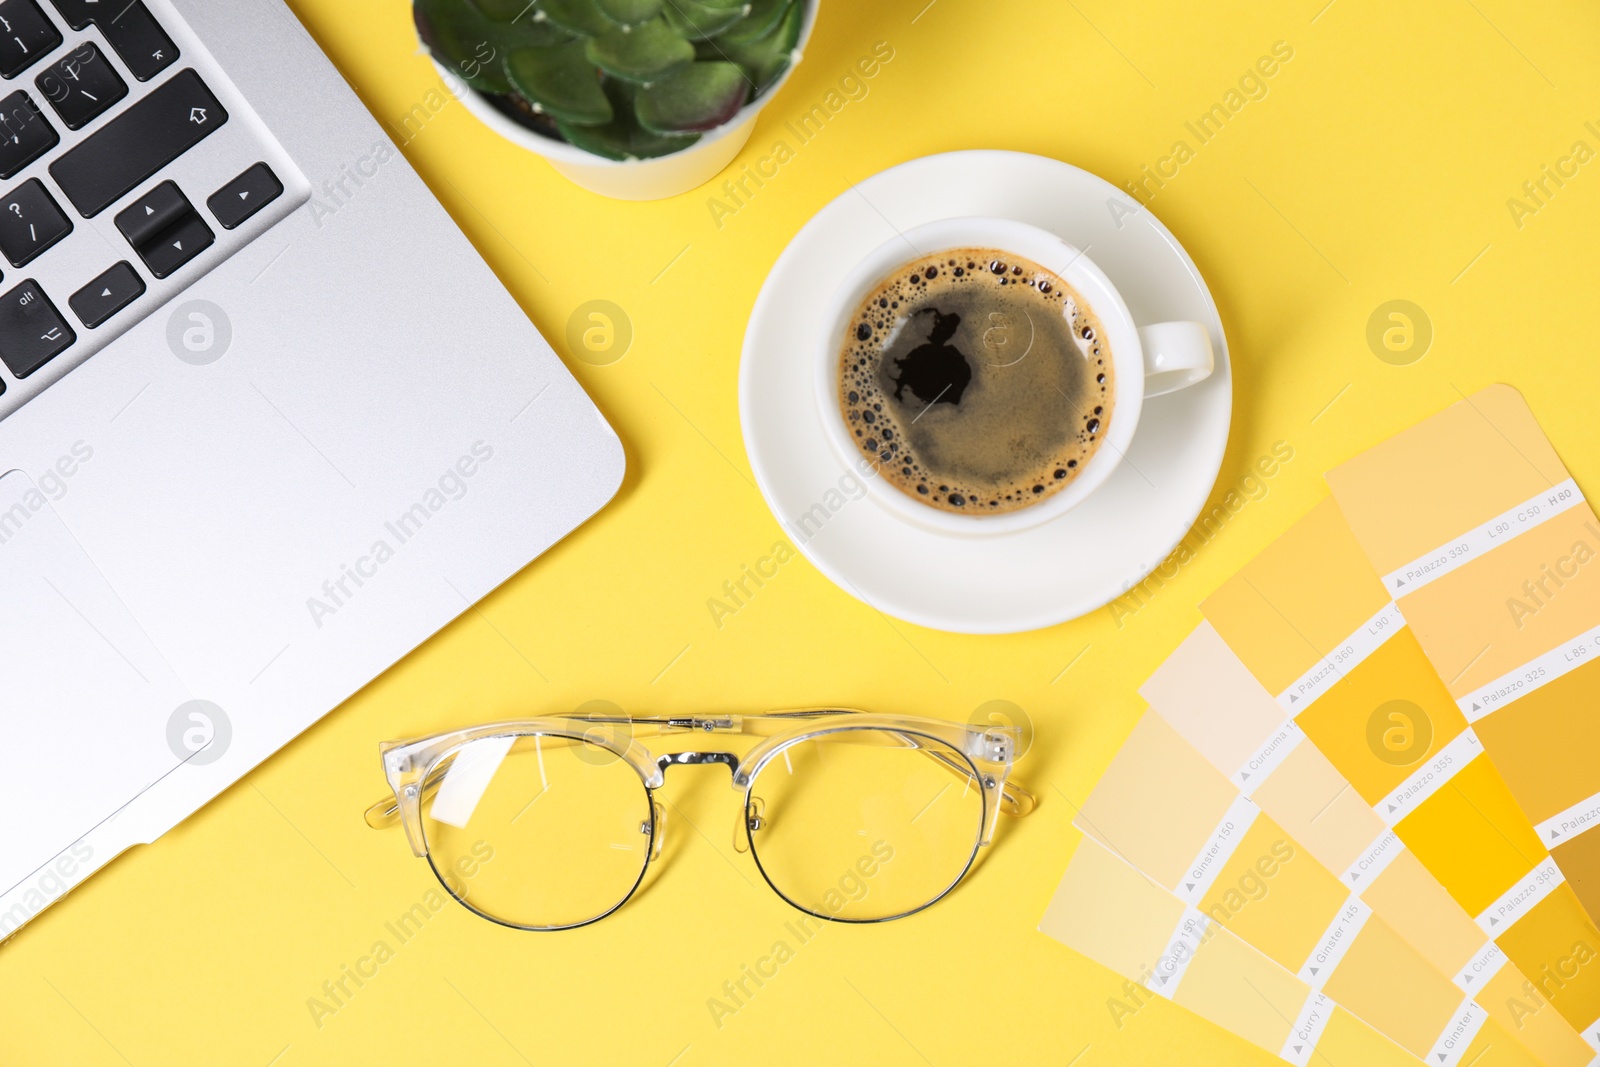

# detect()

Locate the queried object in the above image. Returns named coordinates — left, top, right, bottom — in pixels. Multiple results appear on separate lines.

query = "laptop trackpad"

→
left=0, top=469, right=191, bottom=931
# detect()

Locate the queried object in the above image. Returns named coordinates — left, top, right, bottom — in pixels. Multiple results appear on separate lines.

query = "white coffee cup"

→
left=813, top=217, right=1215, bottom=536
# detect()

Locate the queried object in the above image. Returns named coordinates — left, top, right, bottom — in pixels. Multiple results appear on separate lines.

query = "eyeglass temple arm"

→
left=918, top=746, right=1036, bottom=817
left=365, top=762, right=460, bottom=829
left=365, top=790, right=414, bottom=829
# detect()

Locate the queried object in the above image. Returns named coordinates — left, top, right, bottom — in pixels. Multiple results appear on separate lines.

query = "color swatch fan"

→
left=1041, top=386, right=1600, bottom=1066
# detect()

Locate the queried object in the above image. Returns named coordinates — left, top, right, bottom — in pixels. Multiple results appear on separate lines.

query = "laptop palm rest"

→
left=0, top=469, right=194, bottom=938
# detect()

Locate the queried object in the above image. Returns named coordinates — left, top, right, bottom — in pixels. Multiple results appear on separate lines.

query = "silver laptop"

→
left=0, top=0, right=624, bottom=938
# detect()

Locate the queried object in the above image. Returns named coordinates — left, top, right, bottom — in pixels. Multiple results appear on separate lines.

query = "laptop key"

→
left=36, top=41, right=126, bottom=130
left=114, top=179, right=210, bottom=277
left=114, top=179, right=189, bottom=248
left=207, top=163, right=281, bottom=230
left=49, top=69, right=226, bottom=217
left=137, top=211, right=210, bottom=278
left=0, top=177, right=70, bottom=266
left=98, top=1, right=177, bottom=81
left=0, top=0, right=63, bottom=79
left=0, top=90, right=56, bottom=180
left=47, top=0, right=178, bottom=80
left=44, top=0, right=87, bottom=28
left=0, top=278, right=73, bottom=378
left=68, top=260, right=143, bottom=328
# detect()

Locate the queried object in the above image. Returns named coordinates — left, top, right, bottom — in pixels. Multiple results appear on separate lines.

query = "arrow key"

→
left=207, top=163, right=281, bottom=230
left=69, top=261, right=144, bottom=328
left=115, top=179, right=191, bottom=248
left=137, top=211, right=212, bottom=278
left=114, top=180, right=212, bottom=277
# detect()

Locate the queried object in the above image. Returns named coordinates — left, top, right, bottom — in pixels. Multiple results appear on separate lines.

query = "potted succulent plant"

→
left=415, top=0, right=816, bottom=200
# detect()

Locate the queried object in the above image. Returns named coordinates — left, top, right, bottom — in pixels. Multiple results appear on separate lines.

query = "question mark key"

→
left=0, top=177, right=71, bottom=268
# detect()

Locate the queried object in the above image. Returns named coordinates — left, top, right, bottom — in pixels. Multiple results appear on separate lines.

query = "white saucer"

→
left=738, top=150, right=1233, bottom=634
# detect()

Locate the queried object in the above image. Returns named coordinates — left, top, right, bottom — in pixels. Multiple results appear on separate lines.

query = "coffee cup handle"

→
left=1137, top=322, right=1214, bottom=398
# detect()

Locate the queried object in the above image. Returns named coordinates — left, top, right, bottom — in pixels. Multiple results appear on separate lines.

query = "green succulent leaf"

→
left=515, top=16, right=581, bottom=46
left=476, top=0, right=580, bottom=47
left=540, top=0, right=612, bottom=35
left=636, top=60, right=749, bottom=133
left=712, top=0, right=799, bottom=91
left=714, top=0, right=790, bottom=44
left=695, top=0, right=748, bottom=9
left=585, top=16, right=695, bottom=82
left=557, top=79, right=700, bottom=159
left=468, top=0, right=532, bottom=19
left=415, top=0, right=512, bottom=92
left=491, top=9, right=581, bottom=47
left=662, top=0, right=746, bottom=41
left=504, top=41, right=614, bottom=125
left=596, top=0, right=662, bottom=26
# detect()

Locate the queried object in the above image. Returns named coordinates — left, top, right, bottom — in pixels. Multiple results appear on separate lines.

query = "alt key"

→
left=69, top=261, right=145, bottom=329
left=0, top=279, right=74, bottom=379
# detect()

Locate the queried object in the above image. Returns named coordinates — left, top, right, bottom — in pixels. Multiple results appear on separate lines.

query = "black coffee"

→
left=837, top=248, right=1114, bottom=515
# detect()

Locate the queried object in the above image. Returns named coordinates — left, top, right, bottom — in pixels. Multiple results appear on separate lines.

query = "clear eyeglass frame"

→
left=365, top=709, right=1036, bottom=930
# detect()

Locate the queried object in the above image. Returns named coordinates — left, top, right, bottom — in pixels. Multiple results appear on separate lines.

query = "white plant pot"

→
left=435, top=3, right=819, bottom=201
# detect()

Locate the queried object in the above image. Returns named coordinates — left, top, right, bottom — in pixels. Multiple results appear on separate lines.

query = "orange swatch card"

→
left=1328, top=386, right=1600, bottom=933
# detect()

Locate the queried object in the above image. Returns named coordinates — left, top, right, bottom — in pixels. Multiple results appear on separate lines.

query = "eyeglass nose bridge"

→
left=655, top=750, right=740, bottom=776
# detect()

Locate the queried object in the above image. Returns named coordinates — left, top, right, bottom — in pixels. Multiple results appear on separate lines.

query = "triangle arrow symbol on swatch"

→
left=1308, top=967, right=1319, bottom=976
left=1240, top=772, right=1251, bottom=781
left=1184, top=883, right=1195, bottom=892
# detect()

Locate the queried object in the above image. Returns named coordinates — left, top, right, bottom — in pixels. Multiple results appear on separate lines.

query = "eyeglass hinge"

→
left=667, top=716, right=734, bottom=732
left=968, top=730, right=1017, bottom=765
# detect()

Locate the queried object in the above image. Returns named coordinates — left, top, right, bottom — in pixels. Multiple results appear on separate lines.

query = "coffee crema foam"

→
left=837, top=247, right=1114, bottom=515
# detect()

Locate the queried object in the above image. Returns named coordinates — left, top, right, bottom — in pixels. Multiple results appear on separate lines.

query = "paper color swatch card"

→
left=1041, top=835, right=1424, bottom=1066
left=1040, top=385, right=1600, bottom=1063
left=1072, top=712, right=1549, bottom=1067
left=1191, top=494, right=1600, bottom=1051
left=1327, top=385, right=1600, bottom=930
left=1141, top=630, right=1599, bottom=1067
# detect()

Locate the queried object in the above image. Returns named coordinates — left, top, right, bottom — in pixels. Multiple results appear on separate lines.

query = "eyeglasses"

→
left=365, top=709, right=1035, bottom=930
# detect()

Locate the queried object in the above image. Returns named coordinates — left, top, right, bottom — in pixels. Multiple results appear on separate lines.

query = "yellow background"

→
left=5, top=0, right=1600, bottom=1063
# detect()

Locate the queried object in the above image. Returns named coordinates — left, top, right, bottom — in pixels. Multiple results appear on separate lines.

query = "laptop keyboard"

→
left=0, top=0, right=306, bottom=421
